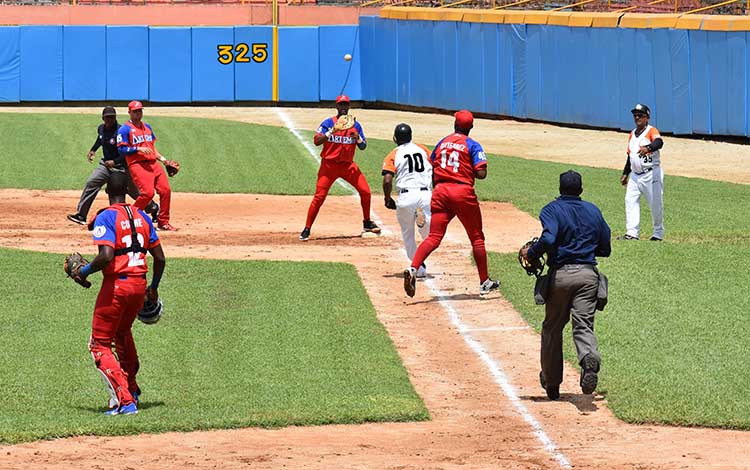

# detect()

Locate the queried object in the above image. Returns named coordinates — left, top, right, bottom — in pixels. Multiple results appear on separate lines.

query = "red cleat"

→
left=157, top=223, right=179, bottom=231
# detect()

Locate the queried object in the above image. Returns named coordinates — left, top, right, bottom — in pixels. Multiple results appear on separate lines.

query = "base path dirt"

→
left=0, top=189, right=747, bottom=470
left=3, top=106, right=750, bottom=184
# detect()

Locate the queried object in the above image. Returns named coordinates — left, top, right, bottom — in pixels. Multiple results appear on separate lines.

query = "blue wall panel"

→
left=651, top=28, right=674, bottom=133
left=524, top=25, right=542, bottom=120
left=707, top=31, right=729, bottom=135
left=234, top=26, right=273, bottom=101
left=538, top=25, right=558, bottom=123
left=457, top=21, right=484, bottom=112
left=601, top=29, right=621, bottom=129
left=689, top=30, right=711, bottom=134
left=278, top=27, right=319, bottom=102
left=358, top=16, right=377, bottom=102
left=149, top=27, right=191, bottom=102
left=438, top=21, right=458, bottom=111
left=380, top=19, right=398, bottom=103
left=20, top=26, right=62, bottom=101
left=616, top=28, right=638, bottom=130
left=191, top=27, right=234, bottom=102
left=670, top=29, right=691, bottom=134
left=555, top=27, right=576, bottom=124
left=481, top=23, right=499, bottom=115
left=63, top=26, right=106, bottom=101
left=634, top=29, right=657, bottom=126
left=407, top=21, right=432, bottom=107
left=724, top=32, right=746, bottom=136
left=319, top=25, right=362, bottom=101
left=106, top=26, right=148, bottom=101
left=497, top=24, right=514, bottom=116
left=586, top=28, right=608, bottom=126
left=396, top=20, right=412, bottom=105
left=510, top=24, right=527, bottom=118
left=0, top=27, right=20, bottom=102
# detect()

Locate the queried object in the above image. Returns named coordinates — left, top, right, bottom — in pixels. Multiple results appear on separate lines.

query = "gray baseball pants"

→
left=75, top=164, right=154, bottom=218
left=540, top=264, right=600, bottom=387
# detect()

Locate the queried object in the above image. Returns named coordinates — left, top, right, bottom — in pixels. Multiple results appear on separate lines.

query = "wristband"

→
left=79, top=264, right=93, bottom=277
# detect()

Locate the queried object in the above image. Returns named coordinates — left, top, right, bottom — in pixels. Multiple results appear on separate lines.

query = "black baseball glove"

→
left=384, top=197, right=397, bottom=210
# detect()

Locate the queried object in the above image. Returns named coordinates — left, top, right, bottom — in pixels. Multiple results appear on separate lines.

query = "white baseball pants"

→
left=625, top=167, right=664, bottom=239
left=396, top=189, right=432, bottom=260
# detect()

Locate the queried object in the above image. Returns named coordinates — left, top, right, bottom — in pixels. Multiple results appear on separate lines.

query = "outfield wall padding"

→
left=19, top=26, right=62, bottom=101
left=0, top=27, right=20, bottom=102
left=63, top=26, right=106, bottom=101
left=234, top=26, right=274, bottom=101
left=278, top=27, right=319, bottom=102
left=192, top=27, right=234, bottom=102
left=106, top=26, right=149, bottom=101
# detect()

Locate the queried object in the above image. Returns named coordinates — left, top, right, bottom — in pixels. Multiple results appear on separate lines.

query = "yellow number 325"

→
left=217, top=43, right=268, bottom=65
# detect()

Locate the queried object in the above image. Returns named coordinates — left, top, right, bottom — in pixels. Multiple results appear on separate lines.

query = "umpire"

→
left=522, top=170, right=611, bottom=400
left=67, top=106, right=156, bottom=225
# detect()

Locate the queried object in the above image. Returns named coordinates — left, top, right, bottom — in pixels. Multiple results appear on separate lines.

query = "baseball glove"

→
left=518, top=238, right=546, bottom=277
left=63, top=252, right=92, bottom=288
left=332, top=114, right=356, bottom=132
left=384, top=197, right=397, bottom=210
left=164, top=159, right=180, bottom=177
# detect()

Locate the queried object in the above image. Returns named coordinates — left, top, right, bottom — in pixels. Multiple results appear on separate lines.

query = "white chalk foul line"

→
left=460, top=325, right=531, bottom=333
left=279, top=107, right=568, bottom=468
left=423, top=275, right=571, bottom=469
left=275, top=108, right=390, bottom=236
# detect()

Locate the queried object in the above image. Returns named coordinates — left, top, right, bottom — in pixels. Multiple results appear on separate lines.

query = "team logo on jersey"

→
left=116, top=134, right=123, bottom=143
left=93, top=225, right=107, bottom=238
left=329, top=135, right=356, bottom=145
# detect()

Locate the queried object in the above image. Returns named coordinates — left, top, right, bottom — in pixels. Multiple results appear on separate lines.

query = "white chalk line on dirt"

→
left=281, top=106, right=568, bottom=468
left=275, top=108, right=391, bottom=236
left=422, top=276, right=572, bottom=469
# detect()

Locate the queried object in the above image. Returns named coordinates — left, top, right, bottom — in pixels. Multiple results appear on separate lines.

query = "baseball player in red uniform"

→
left=300, top=95, right=380, bottom=241
left=117, top=100, right=177, bottom=231
left=76, top=171, right=165, bottom=415
left=403, top=110, right=500, bottom=297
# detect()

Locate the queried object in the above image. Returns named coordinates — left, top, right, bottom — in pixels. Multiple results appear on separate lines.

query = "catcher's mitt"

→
left=164, top=159, right=180, bottom=177
left=63, top=252, right=92, bottom=288
left=518, top=238, right=546, bottom=277
left=332, top=114, right=356, bottom=132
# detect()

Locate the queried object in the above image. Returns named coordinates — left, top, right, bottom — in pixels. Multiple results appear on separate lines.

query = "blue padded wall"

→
left=319, top=25, right=362, bottom=101
left=724, top=32, right=746, bottom=136
left=510, top=24, right=527, bottom=119
left=439, top=21, right=459, bottom=111
left=689, top=30, right=711, bottom=134
left=234, top=26, right=273, bottom=101
left=20, top=26, right=62, bottom=101
left=396, top=20, right=411, bottom=105
left=63, top=26, right=106, bottom=101
left=481, top=23, right=499, bottom=115
left=106, top=26, right=149, bottom=101
left=278, top=27, right=318, bottom=102
left=358, top=16, right=376, bottom=102
left=380, top=19, right=399, bottom=103
left=191, top=27, right=234, bottom=102
left=525, top=24, right=543, bottom=120
left=0, top=27, right=20, bottom=102
left=149, top=27, right=191, bottom=102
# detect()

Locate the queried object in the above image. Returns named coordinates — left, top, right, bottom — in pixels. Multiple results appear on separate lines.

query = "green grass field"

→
left=0, top=248, right=428, bottom=444
left=1, top=112, right=749, bottom=431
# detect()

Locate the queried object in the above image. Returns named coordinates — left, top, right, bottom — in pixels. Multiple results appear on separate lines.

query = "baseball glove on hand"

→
left=518, top=238, right=546, bottom=277
left=164, top=159, right=180, bottom=177
left=63, top=252, right=92, bottom=288
left=332, top=115, right=356, bottom=132
left=384, top=197, right=397, bottom=210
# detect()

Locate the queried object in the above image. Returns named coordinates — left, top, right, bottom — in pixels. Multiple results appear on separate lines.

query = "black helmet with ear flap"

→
left=393, top=123, right=412, bottom=145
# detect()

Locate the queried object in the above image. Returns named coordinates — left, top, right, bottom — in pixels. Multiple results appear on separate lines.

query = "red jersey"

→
left=117, top=121, right=158, bottom=166
left=91, top=203, right=160, bottom=277
left=430, top=133, right=488, bottom=186
left=316, top=116, right=366, bottom=163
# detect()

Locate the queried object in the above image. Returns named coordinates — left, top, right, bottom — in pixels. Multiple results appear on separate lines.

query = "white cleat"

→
left=416, top=264, right=427, bottom=278
left=479, top=278, right=501, bottom=296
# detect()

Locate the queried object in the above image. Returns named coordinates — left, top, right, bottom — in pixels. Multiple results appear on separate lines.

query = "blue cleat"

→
left=119, top=402, right=139, bottom=415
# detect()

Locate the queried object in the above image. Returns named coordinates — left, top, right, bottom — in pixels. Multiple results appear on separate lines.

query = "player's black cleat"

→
left=403, top=268, right=416, bottom=297
left=579, top=354, right=600, bottom=395
left=649, top=236, right=663, bottom=241
left=67, top=213, right=86, bottom=226
left=540, top=371, right=560, bottom=400
left=299, top=227, right=310, bottom=241
left=363, top=220, right=381, bottom=234
left=616, top=234, right=638, bottom=240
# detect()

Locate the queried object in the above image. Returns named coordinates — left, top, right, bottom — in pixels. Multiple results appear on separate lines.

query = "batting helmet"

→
left=138, top=296, right=164, bottom=325
left=393, top=123, right=412, bottom=146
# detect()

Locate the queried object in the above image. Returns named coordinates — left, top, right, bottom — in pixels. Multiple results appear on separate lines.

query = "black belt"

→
left=399, top=187, right=429, bottom=193
left=553, top=264, right=595, bottom=271
left=118, top=274, right=147, bottom=280
left=634, top=167, right=653, bottom=175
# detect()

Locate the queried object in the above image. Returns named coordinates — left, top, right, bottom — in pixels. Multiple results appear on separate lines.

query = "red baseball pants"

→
left=89, top=276, right=146, bottom=407
left=411, top=183, right=489, bottom=282
left=129, top=160, right=171, bottom=225
left=305, top=160, right=372, bottom=228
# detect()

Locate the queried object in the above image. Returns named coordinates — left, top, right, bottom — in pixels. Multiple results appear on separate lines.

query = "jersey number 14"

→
left=440, top=150, right=460, bottom=173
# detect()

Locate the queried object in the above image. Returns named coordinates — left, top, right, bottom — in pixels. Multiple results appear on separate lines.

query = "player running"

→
left=403, top=110, right=500, bottom=297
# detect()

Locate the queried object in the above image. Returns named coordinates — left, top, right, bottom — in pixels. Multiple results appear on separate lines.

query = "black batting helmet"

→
left=393, top=123, right=412, bottom=146
left=138, top=296, right=164, bottom=325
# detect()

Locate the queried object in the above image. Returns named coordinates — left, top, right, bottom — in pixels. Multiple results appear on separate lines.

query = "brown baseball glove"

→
left=332, top=114, right=356, bottom=132
left=518, top=238, right=546, bottom=277
left=164, top=159, right=180, bottom=177
left=63, top=252, right=92, bottom=288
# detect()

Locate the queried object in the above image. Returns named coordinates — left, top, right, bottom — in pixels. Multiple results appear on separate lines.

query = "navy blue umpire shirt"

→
left=527, top=195, right=612, bottom=267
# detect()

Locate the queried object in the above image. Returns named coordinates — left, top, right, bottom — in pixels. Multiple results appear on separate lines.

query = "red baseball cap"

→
left=128, top=100, right=143, bottom=111
left=336, top=95, right=350, bottom=104
left=454, top=110, right=474, bottom=129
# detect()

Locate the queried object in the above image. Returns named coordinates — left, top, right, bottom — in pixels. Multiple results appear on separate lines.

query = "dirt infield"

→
left=1, top=107, right=749, bottom=468
left=0, top=189, right=748, bottom=470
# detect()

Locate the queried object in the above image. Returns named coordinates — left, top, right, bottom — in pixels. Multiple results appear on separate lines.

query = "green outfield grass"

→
left=3, top=113, right=750, bottom=430
left=0, top=248, right=428, bottom=444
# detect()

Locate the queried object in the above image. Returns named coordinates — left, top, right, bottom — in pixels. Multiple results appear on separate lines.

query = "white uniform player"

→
left=382, top=124, right=432, bottom=277
left=619, top=104, right=665, bottom=241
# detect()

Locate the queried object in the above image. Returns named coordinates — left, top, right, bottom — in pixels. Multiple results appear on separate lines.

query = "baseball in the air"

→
left=344, top=53, right=353, bottom=62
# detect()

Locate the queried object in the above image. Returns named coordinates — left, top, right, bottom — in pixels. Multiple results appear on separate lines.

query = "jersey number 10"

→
left=440, top=150, right=460, bottom=173
left=404, top=152, right=425, bottom=173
